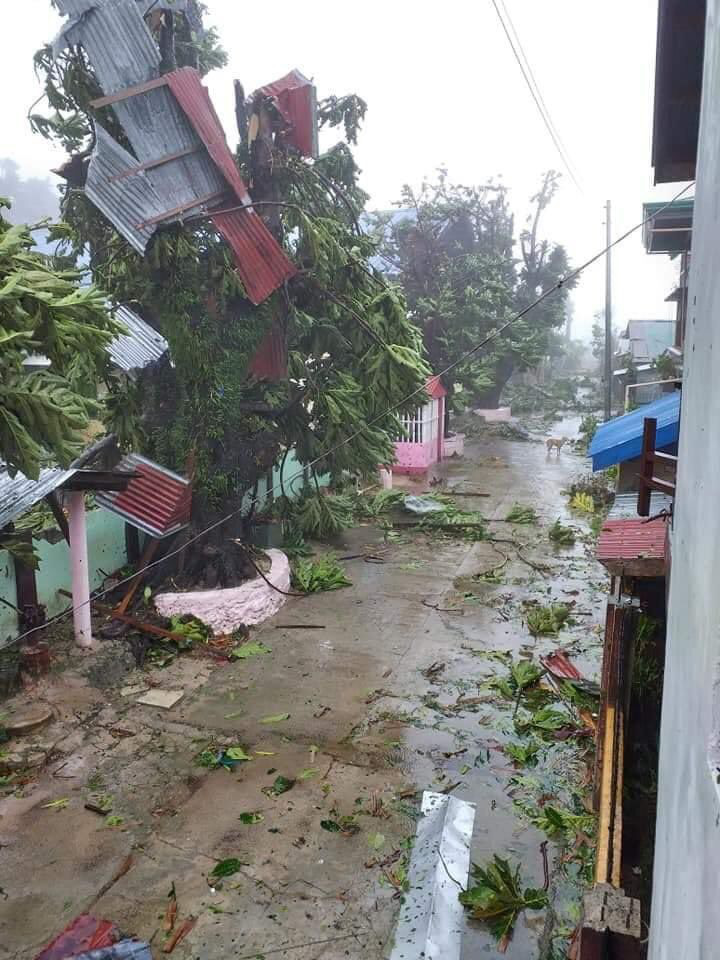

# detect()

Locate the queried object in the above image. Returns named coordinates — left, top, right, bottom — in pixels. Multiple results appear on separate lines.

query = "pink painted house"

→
left=393, top=377, right=447, bottom=475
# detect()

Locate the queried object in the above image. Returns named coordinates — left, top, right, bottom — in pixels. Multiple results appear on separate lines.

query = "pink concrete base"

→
left=154, top=549, right=291, bottom=635
left=473, top=406, right=512, bottom=422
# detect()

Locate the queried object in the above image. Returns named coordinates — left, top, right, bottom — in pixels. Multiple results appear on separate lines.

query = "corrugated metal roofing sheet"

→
left=596, top=517, right=668, bottom=564
left=589, top=391, right=681, bottom=471
left=255, top=70, right=318, bottom=158
left=56, top=2, right=295, bottom=305
left=212, top=208, right=297, bottom=305
left=166, top=68, right=249, bottom=204
left=609, top=492, right=674, bottom=520
left=86, top=124, right=164, bottom=254
left=95, top=453, right=191, bottom=538
left=249, top=324, right=287, bottom=380
left=0, top=465, right=76, bottom=530
left=107, top=305, right=169, bottom=372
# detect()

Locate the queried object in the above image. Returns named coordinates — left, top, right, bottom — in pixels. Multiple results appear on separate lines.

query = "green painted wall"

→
left=35, top=508, right=128, bottom=620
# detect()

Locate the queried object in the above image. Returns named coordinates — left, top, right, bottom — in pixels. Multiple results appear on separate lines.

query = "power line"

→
left=496, top=0, right=577, bottom=182
left=10, top=182, right=694, bottom=646
left=489, top=0, right=582, bottom=191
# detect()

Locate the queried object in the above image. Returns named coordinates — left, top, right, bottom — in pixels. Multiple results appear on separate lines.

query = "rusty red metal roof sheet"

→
left=161, top=68, right=297, bottom=303
left=255, top=69, right=318, bottom=158
left=596, top=517, right=668, bottom=563
left=541, top=651, right=584, bottom=681
left=249, top=324, right=287, bottom=381
left=166, top=67, right=249, bottom=204
left=95, top=453, right=191, bottom=539
left=211, top=208, right=297, bottom=305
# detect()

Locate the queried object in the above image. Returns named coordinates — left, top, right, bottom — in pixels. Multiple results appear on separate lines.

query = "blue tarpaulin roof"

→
left=589, top=391, right=681, bottom=470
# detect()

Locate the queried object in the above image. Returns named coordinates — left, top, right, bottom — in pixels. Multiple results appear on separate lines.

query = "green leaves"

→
left=230, top=641, right=271, bottom=660
left=525, top=603, right=570, bottom=636
left=263, top=776, right=295, bottom=797
left=210, top=858, right=244, bottom=879
left=259, top=713, right=290, bottom=725
left=505, top=504, right=538, bottom=524
left=459, top=855, right=548, bottom=950
left=0, top=210, right=119, bottom=478
left=291, top=555, right=351, bottom=593
left=238, top=812, right=264, bottom=825
left=548, top=519, right=576, bottom=546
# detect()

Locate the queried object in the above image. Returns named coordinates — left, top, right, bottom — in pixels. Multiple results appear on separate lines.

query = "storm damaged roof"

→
left=107, top=305, right=169, bottom=373
left=254, top=69, right=318, bottom=158
left=53, top=0, right=296, bottom=304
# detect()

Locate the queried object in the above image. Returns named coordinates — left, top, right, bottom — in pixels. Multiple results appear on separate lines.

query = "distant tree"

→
left=0, top=202, right=119, bottom=478
left=373, top=170, right=577, bottom=410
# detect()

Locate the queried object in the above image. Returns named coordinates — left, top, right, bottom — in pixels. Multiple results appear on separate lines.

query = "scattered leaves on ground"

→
left=263, top=775, right=295, bottom=797
left=292, top=555, right=352, bottom=593
left=459, top=855, right=548, bottom=951
left=526, top=603, right=570, bottom=636
left=238, top=812, right=264, bottom=824
left=260, top=713, right=290, bottom=724
left=230, top=641, right=271, bottom=660
left=505, top=504, right=538, bottom=524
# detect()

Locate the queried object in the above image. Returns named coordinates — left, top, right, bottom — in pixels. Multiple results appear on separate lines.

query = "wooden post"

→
left=637, top=417, right=657, bottom=517
left=67, top=491, right=93, bottom=648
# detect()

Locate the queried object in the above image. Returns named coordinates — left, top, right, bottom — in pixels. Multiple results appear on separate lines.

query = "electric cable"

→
left=9, top=182, right=694, bottom=646
left=489, top=0, right=582, bottom=191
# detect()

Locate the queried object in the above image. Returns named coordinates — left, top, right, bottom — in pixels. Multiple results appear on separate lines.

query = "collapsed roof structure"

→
left=52, top=0, right=297, bottom=305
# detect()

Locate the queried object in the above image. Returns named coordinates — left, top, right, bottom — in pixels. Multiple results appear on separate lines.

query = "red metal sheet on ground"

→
left=35, top=914, right=117, bottom=960
left=596, top=517, right=668, bottom=563
left=166, top=67, right=297, bottom=304
left=95, top=454, right=191, bottom=539
left=541, top=651, right=583, bottom=681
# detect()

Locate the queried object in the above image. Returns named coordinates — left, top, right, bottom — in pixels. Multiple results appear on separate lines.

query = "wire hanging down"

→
left=11, top=183, right=694, bottom=646
left=489, top=0, right=581, bottom=191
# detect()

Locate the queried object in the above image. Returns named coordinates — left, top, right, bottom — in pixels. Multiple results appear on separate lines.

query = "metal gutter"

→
left=389, top=791, right=475, bottom=960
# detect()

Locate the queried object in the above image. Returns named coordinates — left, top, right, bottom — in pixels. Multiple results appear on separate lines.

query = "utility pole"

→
left=604, top=200, right=613, bottom=420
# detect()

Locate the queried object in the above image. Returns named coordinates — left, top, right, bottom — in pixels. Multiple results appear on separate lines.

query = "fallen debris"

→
left=459, top=855, right=548, bottom=953
left=135, top=690, right=184, bottom=710
left=162, top=916, right=196, bottom=954
left=421, top=661, right=446, bottom=680
left=35, top=915, right=117, bottom=960
left=389, top=792, right=475, bottom=960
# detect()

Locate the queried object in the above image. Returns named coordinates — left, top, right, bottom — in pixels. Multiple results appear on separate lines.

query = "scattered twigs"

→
left=540, top=840, right=550, bottom=891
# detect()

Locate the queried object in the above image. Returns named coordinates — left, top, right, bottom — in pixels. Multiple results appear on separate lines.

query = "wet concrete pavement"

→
left=0, top=417, right=607, bottom=959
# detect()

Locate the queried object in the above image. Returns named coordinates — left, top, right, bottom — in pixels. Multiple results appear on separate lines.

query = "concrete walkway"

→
left=0, top=419, right=606, bottom=959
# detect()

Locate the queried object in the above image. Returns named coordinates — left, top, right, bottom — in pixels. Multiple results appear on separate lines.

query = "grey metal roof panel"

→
left=54, top=0, right=101, bottom=15
left=108, top=305, right=168, bottom=372
left=85, top=124, right=164, bottom=254
left=75, top=0, right=159, bottom=93
left=68, top=1, right=227, bottom=246
left=0, top=465, right=77, bottom=530
left=609, top=492, right=674, bottom=520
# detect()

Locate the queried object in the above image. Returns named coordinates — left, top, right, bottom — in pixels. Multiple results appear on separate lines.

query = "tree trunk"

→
left=473, top=354, right=516, bottom=409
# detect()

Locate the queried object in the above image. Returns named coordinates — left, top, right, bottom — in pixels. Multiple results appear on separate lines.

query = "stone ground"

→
left=0, top=414, right=608, bottom=959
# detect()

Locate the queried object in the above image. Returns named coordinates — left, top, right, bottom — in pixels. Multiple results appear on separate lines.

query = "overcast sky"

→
left=2, top=0, right=688, bottom=339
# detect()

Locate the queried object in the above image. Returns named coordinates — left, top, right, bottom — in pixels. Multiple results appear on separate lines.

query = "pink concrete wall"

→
left=394, top=440, right=434, bottom=473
